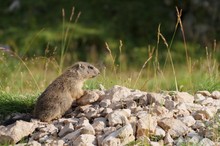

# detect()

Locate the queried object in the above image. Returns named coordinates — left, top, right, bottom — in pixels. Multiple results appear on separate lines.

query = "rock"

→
left=102, top=137, right=121, bottom=146
left=84, top=107, right=99, bottom=119
left=107, top=109, right=130, bottom=126
left=158, top=118, right=189, bottom=138
left=147, top=93, right=165, bottom=105
left=92, top=117, right=107, bottom=134
left=129, top=116, right=137, bottom=136
left=187, top=129, right=200, bottom=138
left=58, top=123, right=74, bottom=137
left=100, top=99, right=111, bottom=108
left=175, top=102, right=190, bottom=117
left=79, top=104, right=92, bottom=112
left=103, top=127, right=117, bottom=135
left=154, top=126, right=166, bottom=137
left=39, top=123, right=58, bottom=134
left=77, top=91, right=100, bottom=105
left=108, top=101, right=126, bottom=110
left=136, top=115, right=157, bottom=137
left=138, top=95, right=148, bottom=106
left=81, top=124, right=95, bottom=135
left=197, top=90, right=211, bottom=97
left=185, top=103, right=203, bottom=112
left=192, top=120, right=205, bottom=130
left=76, top=117, right=90, bottom=129
left=0, top=120, right=37, bottom=144
left=104, top=85, right=131, bottom=101
left=174, top=92, right=194, bottom=103
left=73, top=134, right=97, bottom=146
left=152, top=105, right=168, bottom=116
left=150, top=141, right=163, bottom=146
left=200, top=97, right=214, bottom=106
left=136, top=111, right=149, bottom=119
left=102, top=108, right=113, bottom=116
left=164, top=133, right=173, bottom=145
left=125, top=100, right=137, bottom=110
left=57, top=118, right=79, bottom=125
left=27, top=140, right=41, bottom=146
left=179, top=116, right=196, bottom=127
left=31, top=131, right=48, bottom=141
left=62, top=128, right=82, bottom=142
left=1, top=86, right=219, bottom=145
left=38, top=135, right=49, bottom=143
left=198, top=138, right=215, bottom=146
left=187, top=135, right=201, bottom=145
left=194, top=107, right=217, bottom=120
left=164, top=99, right=176, bottom=110
left=175, top=136, right=185, bottom=145
left=102, top=124, right=135, bottom=146
left=194, top=93, right=206, bottom=103
left=211, top=91, right=220, bottom=99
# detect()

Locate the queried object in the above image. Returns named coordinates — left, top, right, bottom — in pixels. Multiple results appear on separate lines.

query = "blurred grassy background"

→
left=0, top=0, right=219, bottom=94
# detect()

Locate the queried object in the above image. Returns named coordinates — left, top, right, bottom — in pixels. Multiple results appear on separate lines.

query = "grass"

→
left=0, top=6, right=219, bottom=146
left=0, top=91, right=37, bottom=122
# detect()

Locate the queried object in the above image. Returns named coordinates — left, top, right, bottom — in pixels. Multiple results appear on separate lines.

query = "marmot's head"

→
left=68, top=62, right=100, bottom=80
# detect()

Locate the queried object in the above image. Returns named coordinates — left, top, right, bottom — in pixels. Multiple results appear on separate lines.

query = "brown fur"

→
left=34, top=62, right=100, bottom=122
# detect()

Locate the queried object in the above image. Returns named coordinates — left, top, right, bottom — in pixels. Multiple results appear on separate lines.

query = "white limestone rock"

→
left=158, top=117, right=189, bottom=138
left=73, top=134, right=97, bottom=146
left=58, top=123, right=74, bottom=137
left=174, top=92, right=194, bottom=103
left=136, top=115, right=157, bottom=138
left=211, top=91, right=220, bottom=99
left=102, top=124, right=135, bottom=146
left=0, top=120, right=37, bottom=144
left=107, top=109, right=131, bottom=126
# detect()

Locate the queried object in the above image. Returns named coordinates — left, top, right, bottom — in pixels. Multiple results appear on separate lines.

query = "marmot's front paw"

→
left=77, top=91, right=100, bottom=105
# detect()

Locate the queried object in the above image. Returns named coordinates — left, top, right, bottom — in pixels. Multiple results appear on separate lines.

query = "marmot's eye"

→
left=88, top=66, right=94, bottom=69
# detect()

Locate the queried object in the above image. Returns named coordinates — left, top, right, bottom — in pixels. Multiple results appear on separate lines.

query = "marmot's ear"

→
left=77, top=63, right=85, bottom=69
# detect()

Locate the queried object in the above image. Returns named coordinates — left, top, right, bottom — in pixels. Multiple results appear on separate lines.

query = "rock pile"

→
left=1, top=85, right=220, bottom=146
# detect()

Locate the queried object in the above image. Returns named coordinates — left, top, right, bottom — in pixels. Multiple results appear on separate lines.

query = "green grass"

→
left=0, top=91, right=37, bottom=122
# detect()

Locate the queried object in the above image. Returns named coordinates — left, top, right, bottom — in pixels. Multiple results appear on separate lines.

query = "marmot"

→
left=34, top=62, right=100, bottom=122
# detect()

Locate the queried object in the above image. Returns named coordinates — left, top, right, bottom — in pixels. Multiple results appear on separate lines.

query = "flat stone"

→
left=102, top=124, right=135, bottom=146
left=194, top=93, right=206, bottom=103
left=174, top=92, right=194, bottom=103
left=147, top=93, right=165, bottom=105
left=152, top=105, right=168, bottom=116
left=196, top=91, right=211, bottom=97
left=58, top=123, right=74, bottom=137
left=154, top=126, right=166, bottom=137
left=76, top=117, right=90, bottom=129
left=194, top=107, right=217, bottom=120
left=73, top=134, right=97, bottom=146
left=198, top=138, right=215, bottom=146
left=107, top=109, right=130, bottom=126
left=158, top=117, right=189, bottom=138
left=100, top=99, right=111, bottom=108
left=211, top=91, right=220, bottom=99
left=164, top=133, right=173, bottom=145
left=81, top=124, right=95, bottom=135
left=92, top=117, right=107, bottom=133
left=179, top=116, right=196, bottom=127
left=103, top=85, right=132, bottom=101
left=62, top=128, right=82, bottom=142
left=136, top=115, right=157, bottom=137
left=164, top=99, right=176, bottom=110
left=0, top=120, right=38, bottom=144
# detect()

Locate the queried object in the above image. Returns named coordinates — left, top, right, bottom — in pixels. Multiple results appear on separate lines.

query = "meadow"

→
left=0, top=3, right=219, bottom=132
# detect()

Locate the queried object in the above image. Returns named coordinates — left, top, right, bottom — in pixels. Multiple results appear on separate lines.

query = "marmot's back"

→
left=34, top=62, right=100, bottom=122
